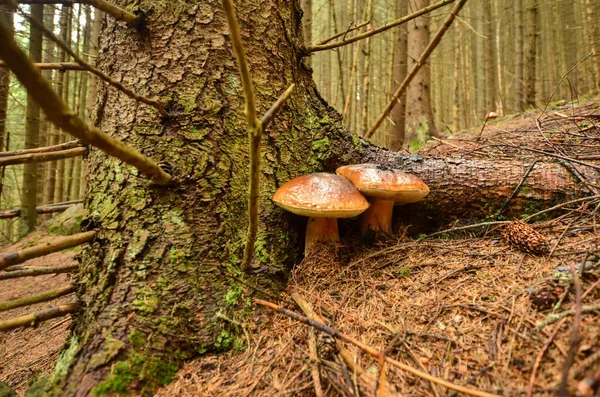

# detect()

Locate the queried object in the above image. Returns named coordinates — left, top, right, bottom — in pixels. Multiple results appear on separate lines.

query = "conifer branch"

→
left=0, top=302, right=79, bottom=332
left=16, top=0, right=143, bottom=30
left=366, top=0, right=468, bottom=139
left=0, top=140, right=82, bottom=157
left=0, top=61, right=86, bottom=70
left=306, top=0, right=455, bottom=53
left=314, top=20, right=370, bottom=46
left=0, top=147, right=85, bottom=166
left=0, top=231, right=95, bottom=270
left=0, top=201, right=81, bottom=219
left=0, top=264, right=79, bottom=280
left=0, top=285, right=75, bottom=312
left=18, top=8, right=167, bottom=116
left=0, top=17, right=172, bottom=185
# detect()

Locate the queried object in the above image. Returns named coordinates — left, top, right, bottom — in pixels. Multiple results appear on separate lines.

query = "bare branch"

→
left=16, top=0, right=143, bottom=30
left=0, top=201, right=81, bottom=219
left=0, top=264, right=78, bottom=280
left=0, top=18, right=172, bottom=185
left=0, top=147, right=85, bottom=166
left=0, top=302, right=79, bottom=332
left=261, top=84, right=295, bottom=129
left=0, top=285, right=75, bottom=312
left=314, top=20, right=370, bottom=46
left=222, top=0, right=263, bottom=272
left=366, top=0, right=468, bottom=138
left=306, top=0, right=455, bottom=53
left=0, top=231, right=95, bottom=270
left=18, top=8, right=167, bottom=116
left=0, top=140, right=81, bottom=157
left=0, top=61, right=86, bottom=70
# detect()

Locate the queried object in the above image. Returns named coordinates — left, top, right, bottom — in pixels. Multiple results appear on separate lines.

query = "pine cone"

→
left=530, top=280, right=565, bottom=311
left=502, top=220, right=549, bottom=255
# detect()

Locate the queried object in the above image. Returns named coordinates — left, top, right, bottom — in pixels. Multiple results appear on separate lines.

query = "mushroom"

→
left=272, top=173, right=370, bottom=252
left=336, top=164, right=429, bottom=235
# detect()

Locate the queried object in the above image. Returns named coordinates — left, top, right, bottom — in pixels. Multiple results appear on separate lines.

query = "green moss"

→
left=128, top=330, right=147, bottom=350
left=92, top=354, right=179, bottom=396
left=311, top=137, right=330, bottom=152
left=224, top=285, right=243, bottom=305
left=132, top=288, right=159, bottom=314
left=167, top=248, right=194, bottom=271
left=88, top=337, right=124, bottom=369
left=214, top=329, right=232, bottom=351
left=396, top=267, right=411, bottom=278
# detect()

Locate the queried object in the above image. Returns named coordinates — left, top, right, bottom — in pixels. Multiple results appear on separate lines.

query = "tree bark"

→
left=20, top=4, right=44, bottom=236
left=37, top=1, right=599, bottom=395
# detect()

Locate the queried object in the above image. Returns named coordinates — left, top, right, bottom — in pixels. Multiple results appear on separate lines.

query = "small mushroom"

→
left=336, top=164, right=429, bottom=235
left=272, top=173, right=370, bottom=252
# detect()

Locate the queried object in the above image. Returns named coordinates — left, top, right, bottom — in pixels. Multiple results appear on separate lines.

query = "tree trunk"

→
left=39, top=1, right=598, bottom=395
left=20, top=4, right=44, bottom=236
left=405, top=0, right=442, bottom=144
left=524, top=0, right=537, bottom=107
left=388, top=0, right=408, bottom=151
left=586, top=0, right=600, bottom=94
left=0, top=4, right=12, bottom=210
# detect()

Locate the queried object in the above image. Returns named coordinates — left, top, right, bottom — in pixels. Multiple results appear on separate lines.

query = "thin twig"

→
left=0, top=61, right=86, bottom=70
left=558, top=259, right=584, bottom=396
left=495, top=144, right=600, bottom=172
left=0, top=264, right=79, bottom=280
left=0, top=147, right=85, bottom=166
left=222, top=0, right=263, bottom=272
left=261, top=84, right=295, bottom=129
left=256, top=298, right=502, bottom=397
left=0, top=140, right=81, bottom=157
left=526, top=318, right=567, bottom=397
left=306, top=0, right=455, bottom=53
left=539, top=52, right=593, bottom=119
left=366, top=0, right=468, bottom=138
left=536, top=304, right=600, bottom=330
left=0, top=17, right=172, bottom=184
left=314, top=20, right=370, bottom=46
left=495, top=160, right=539, bottom=219
left=18, top=7, right=167, bottom=116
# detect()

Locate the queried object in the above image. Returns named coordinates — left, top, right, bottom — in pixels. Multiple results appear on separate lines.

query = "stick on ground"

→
left=0, top=302, right=79, bottom=332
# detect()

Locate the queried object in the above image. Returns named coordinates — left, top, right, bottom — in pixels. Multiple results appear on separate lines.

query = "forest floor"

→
left=1, top=100, right=600, bottom=396
left=0, top=228, right=78, bottom=395
left=157, top=99, right=600, bottom=396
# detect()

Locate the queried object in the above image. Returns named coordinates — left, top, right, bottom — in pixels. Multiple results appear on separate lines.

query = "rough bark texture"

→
left=45, top=1, right=599, bottom=395
left=524, top=0, right=537, bottom=107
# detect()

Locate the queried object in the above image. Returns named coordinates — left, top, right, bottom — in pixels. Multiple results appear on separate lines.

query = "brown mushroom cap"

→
left=272, top=173, right=370, bottom=218
left=336, top=164, right=429, bottom=203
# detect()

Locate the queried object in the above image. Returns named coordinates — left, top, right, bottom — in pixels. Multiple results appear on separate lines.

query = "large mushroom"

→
left=336, top=164, right=429, bottom=235
left=272, top=173, right=370, bottom=252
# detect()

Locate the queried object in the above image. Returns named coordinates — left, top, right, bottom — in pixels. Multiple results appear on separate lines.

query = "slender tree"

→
left=405, top=0, right=442, bottom=143
left=388, top=0, right=408, bottom=150
left=20, top=4, right=44, bottom=236
left=524, top=0, right=537, bottom=107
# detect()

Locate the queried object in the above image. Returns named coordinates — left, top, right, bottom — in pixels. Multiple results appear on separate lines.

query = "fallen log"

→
left=0, top=264, right=79, bottom=280
left=0, top=231, right=95, bottom=270
left=0, top=285, right=75, bottom=312
left=0, top=303, right=79, bottom=332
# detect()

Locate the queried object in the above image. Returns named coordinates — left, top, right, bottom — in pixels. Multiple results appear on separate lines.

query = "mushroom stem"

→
left=360, top=198, right=395, bottom=235
left=305, top=217, right=339, bottom=251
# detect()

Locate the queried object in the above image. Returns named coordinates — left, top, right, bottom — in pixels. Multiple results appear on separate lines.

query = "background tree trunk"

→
left=524, top=0, right=537, bottom=107
left=388, top=0, right=408, bottom=151
left=39, top=1, right=599, bottom=395
left=20, top=5, right=43, bottom=236
left=405, top=0, right=441, bottom=144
